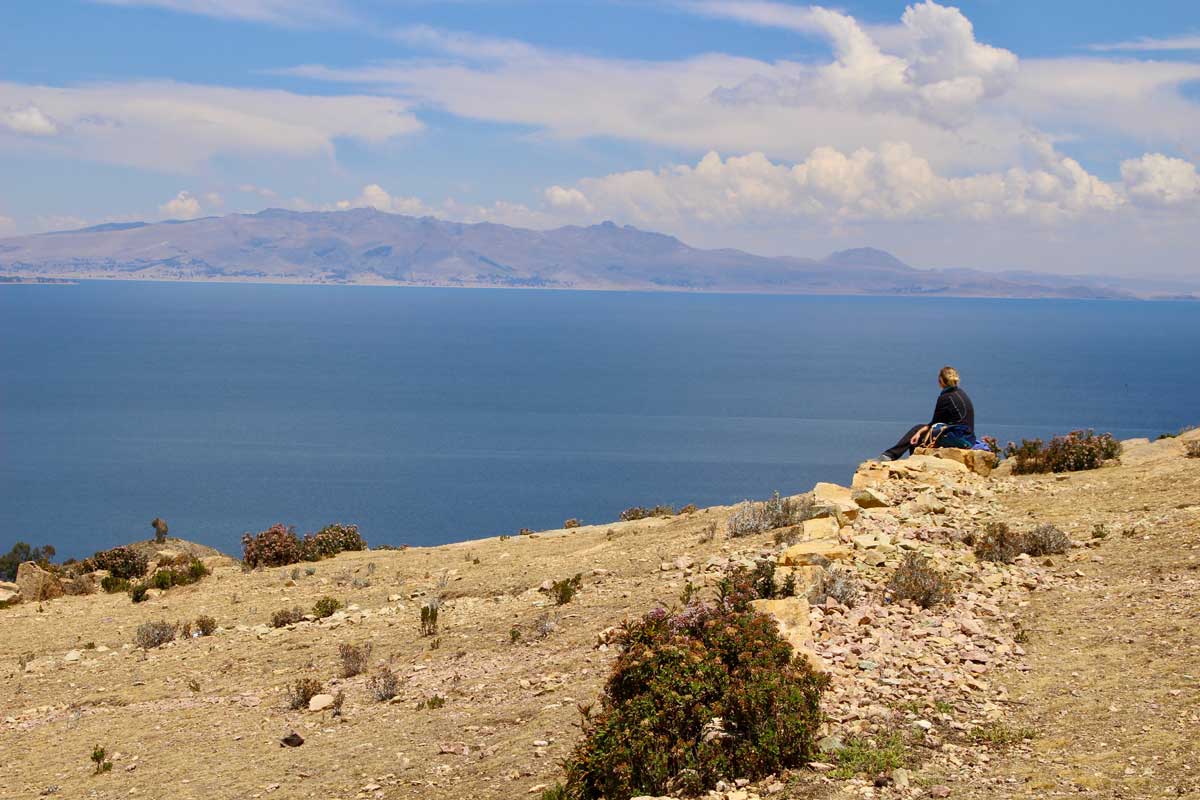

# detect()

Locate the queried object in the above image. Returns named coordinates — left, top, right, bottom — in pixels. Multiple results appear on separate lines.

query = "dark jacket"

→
left=930, top=385, right=974, bottom=435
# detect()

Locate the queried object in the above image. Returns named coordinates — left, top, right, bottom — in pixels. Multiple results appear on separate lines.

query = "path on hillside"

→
left=923, top=439, right=1200, bottom=798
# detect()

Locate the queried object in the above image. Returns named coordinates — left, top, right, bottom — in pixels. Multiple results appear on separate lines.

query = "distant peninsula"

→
left=0, top=208, right=1149, bottom=299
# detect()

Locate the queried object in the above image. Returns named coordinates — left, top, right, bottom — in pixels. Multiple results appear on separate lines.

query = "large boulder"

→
left=16, top=562, right=64, bottom=602
left=912, top=447, right=998, bottom=476
left=0, top=581, right=21, bottom=605
left=750, top=596, right=824, bottom=670
left=780, top=539, right=853, bottom=567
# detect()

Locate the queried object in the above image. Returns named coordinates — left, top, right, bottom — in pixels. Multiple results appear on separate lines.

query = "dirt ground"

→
left=1, top=433, right=1198, bottom=800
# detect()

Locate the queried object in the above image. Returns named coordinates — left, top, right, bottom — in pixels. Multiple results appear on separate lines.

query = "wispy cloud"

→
left=89, top=0, right=356, bottom=28
left=1089, top=33, right=1200, bottom=52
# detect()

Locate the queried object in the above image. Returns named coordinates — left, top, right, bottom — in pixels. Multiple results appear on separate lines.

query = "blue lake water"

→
left=1, top=281, right=1196, bottom=560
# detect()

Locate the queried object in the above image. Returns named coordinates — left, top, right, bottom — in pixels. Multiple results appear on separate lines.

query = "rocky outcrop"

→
left=0, top=581, right=20, bottom=605
left=913, top=446, right=998, bottom=476
left=15, top=562, right=63, bottom=602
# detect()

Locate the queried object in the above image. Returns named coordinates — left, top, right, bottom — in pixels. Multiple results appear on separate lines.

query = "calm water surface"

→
left=2, top=282, right=1196, bottom=559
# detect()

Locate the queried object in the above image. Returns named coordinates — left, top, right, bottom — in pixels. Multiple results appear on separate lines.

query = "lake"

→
left=1, top=281, right=1196, bottom=560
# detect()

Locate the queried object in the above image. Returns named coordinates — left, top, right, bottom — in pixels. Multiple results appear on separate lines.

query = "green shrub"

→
left=1022, top=523, right=1070, bottom=556
left=91, top=744, right=113, bottom=774
left=271, top=606, right=305, bottom=628
left=195, top=615, right=217, bottom=636
left=91, top=546, right=148, bottom=580
left=553, top=574, right=583, bottom=605
left=301, top=523, right=366, bottom=561
left=886, top=553, right=953, bottom=609
left=313, top=596, right=342, bottom=619
left=564, top=519, right=582, bottom=529
left=100, top=575, right=130, bottom=594
left=242, top=523, right=302, bottom=568
left=1004, top=429, right=1121, bottom=474
left=134, top=620, right=177, bottom=650
left=130, top=584, right=149, bottom=603
left=559, top=582, right=827, bottom=799
left=368, top=667, right=400, bottom=702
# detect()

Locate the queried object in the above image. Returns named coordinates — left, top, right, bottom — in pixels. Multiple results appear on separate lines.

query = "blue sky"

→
left=1, top=0, right=1199, bottom=276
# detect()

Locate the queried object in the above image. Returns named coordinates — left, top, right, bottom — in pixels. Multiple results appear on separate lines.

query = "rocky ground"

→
left=1, top=431, right=1198, bottom=800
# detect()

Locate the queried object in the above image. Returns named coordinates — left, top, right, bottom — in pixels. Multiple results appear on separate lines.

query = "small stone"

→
left=280, top=732, right=304, bottom=747
left=532, top=740, right=549, bottom=747
left=892, top=768, right=911, bottom=788
left=817, top=735, right=844, bottom=754
left=913, top=719, right=933, bottom=731
left=308, top=694, right=335, bottom=712
left=63, top=650, right=81, bottom=663
left=930, top=786, right=951, bottom=798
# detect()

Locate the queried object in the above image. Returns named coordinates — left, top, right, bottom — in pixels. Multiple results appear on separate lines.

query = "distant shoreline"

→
left=1, top=270, right=1191, bottom=301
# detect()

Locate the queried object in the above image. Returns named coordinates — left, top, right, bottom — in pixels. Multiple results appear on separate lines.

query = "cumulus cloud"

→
left=335, top=184, right=434, bottom=216
left=159, top=190, right=204, bottom=219
left=0, top=81, right=422, bottom=172
left=1, top=105, right=59, bottom=136
left=699, top=0, right=1017, bottom=127
left=1121, top=154, right=1200, bottom=206
left=544, top=143, right=1123, bottom=229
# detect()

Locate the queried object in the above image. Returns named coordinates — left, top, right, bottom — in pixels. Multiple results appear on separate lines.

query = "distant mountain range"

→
left=0, top=208, right=1144, bottom=299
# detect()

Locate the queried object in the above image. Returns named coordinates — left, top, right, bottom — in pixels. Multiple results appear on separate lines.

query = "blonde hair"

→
left=939, top=366, right=960, bottom=387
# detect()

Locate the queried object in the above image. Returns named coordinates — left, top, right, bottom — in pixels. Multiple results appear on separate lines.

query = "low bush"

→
left=91, top=546, right=148, bottom=580
left=559, top=579, right=828, bottom=799
left=100, top=575, right=130, bottom=593
left=1022, top=523, right=1071, bottom=556
left=272, top=606, right=305, bottom=628
left=417, top=693, right=446, bottom=710
left=1004, top=429, right=1121, bottom=474
left=747, top=560, right=795, bottom=600
left=242, top=524, right=303, bottom=568
left=680, top=504, right=698, bottom=515
left=301, top=523, right=366, bottom=561
left=313, top=596, right=342, bottom=619
left=810, top=566, right=863, bottom=608
left=420, top=601, right=439, bottom=636
left=971, top=521, right=1023, bottom=564
left=727, top=491, right=806, bottom=537
left=368, top=666, right=400, bottom=702
left=553, top=574, right=583, bottom=605
left=195, top=615, right=217, bottom=636
left=130, top=584, right=149, bottom=603
left=886, top=553, right=953, bottom=609
left=144, top=558, right=209, bottom=594
left=563, top=519, right=582, bottom=529
left=619, top=505, right=676, bottom=522
left=134, top=620, right=177, bottom=650
left=285, top=677, right=323, bottom=710
left=91, top=744, right=113, bottom=774
left=338, top=642, right=373, bottom=678
left=1185, top=440, right=1200, bottom=459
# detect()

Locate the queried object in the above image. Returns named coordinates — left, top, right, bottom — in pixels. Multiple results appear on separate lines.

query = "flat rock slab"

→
left=781, top=539, right=852, bottom=566
left=913, top=447, right=998, bottom=476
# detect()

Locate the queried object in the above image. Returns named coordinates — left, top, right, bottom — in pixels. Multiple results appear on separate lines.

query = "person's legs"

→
left=882, top=424, right=925, bottom=461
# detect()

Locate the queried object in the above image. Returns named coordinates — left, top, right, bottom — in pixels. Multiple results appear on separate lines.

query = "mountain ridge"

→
left=0, top=207, right=1134, bottom=299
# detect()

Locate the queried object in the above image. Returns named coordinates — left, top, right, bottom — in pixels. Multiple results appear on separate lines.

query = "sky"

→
left=1, top=0, right=1198, bottom=278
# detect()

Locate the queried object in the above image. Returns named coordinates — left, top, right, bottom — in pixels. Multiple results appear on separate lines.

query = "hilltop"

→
left=0, top=209, right=1134, bottom=299
left=1, top=432, right=1198, bottom=799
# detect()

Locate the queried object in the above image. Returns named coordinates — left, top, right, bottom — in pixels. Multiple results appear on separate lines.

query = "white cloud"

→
left=0, top=81, right=422, bottom=172
left=159, top=190, right=204, bottom=219
left=336, top=184, right=434, bottom=216
left=1, top=105, right=59, bottom=136
left=1089, top=34, right=1200, bottom=52
left=1121, top=154, right=1200, bottom=206
left=237, top=184, right=278, bottom=199
left=544, top=143, right=1123, bottom=229
left=90, top=0, right=354, bottom=27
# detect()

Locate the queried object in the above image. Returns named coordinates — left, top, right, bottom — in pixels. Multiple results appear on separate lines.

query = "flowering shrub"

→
left=242, top=524, right=303, bottom=568
left=91, top=546, right=149, bottom=580
left=559, top=575, right=827, bottom=799
left=1004, top=430, right=1121, bottom=474
left=301, top=523, right=366, bottom=560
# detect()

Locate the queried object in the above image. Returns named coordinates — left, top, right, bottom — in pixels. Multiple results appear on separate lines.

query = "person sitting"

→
left=880, top=366, right=975, bottom=461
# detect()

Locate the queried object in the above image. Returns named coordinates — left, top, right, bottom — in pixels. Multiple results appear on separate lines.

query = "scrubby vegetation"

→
left=553, top=574, right=583, bottom=605
left=727, top=491, right=811, bottom=537
left=134, top=620, right=177, bottom=650
left=1185, top=440, right=1200, bottom=459
left=619, top=504, right=676, bottom=521
left=420, top=601, right=440, bottom=636
left=368, top=666, right=400, bottom=702
left=312, top=596, right=342, bottom=619
left=970, top=521, right=1070, bottom=562
left=749, top=559, right=797, bottom=600
left=285, top=677, right=323, bottom=710
left=1004, top=429, right=1121, bottom=474
left=811, top=565, right=863, bottom=608
left=151, top=517, right=169, bottom=544
left=100, top=575, right=130, bottom=593
left=271, top=606, right=305, bottom=628
left=338, top=642, right=373, bottom=678
left=242, top=522, right=366, bottom=569
left=195, top=614, right=217, bottom=636
left=886, top=553, right=953, bottom=608
left=91, top=744, right=113, bottom=774
left=563, top=518, right=582, bottom=529
left=1022, top=523, right=1071, bottom=556
left=89, top=546, right=148, bottom=580
left=557, top=573, right=827, bottom=799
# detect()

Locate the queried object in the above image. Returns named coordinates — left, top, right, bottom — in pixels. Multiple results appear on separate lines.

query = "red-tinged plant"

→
left=242, top=524, right=302, bottom=568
